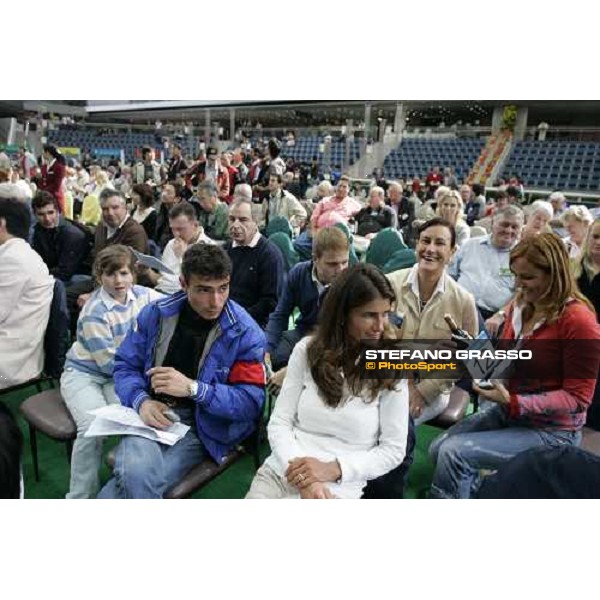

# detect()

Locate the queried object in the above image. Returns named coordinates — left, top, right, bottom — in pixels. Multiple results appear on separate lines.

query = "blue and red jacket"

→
left=114, top=291, right=266, bottom=463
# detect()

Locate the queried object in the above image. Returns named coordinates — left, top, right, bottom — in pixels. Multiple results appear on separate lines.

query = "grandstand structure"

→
left=2, top=100, right=600, bottom=197
left=383, top=137, right=485, bottom=183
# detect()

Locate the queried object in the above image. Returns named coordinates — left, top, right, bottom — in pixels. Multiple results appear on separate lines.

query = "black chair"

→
left=19, top=389, right=76, bottom=482
left=426, top=387, right=471, bottom=429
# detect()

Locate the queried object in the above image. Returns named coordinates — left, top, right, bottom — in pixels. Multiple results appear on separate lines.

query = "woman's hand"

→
left=485, top=313, right=505, bottom=338
left=408, top=380, right=426, bottom=418
left=267, top=367, right=287, bottom=395
left=286, top=457, right=341, bottom=488
left=299, top=482, right=336, bottom=499
left=473, top=380, right=510, bottom=405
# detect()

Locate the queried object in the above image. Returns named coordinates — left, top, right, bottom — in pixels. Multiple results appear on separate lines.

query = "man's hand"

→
left=408, top=381, right=426, bottom=419
left=267, top=367, right=287, bottom=395
left=139, top=399, right=173, bottom=429
left=146, top=366, right=194, bottom=397
left=299, top=482, right=336, bottom=499
left=172, top=237, right=188, bottom=258
left=473, top=380, right=510, bottom=406
left=135, top=262, right=160, bottom=285
left=286, top=457, right=341, bottom=488
left=77, top=293, right=91, bottom=308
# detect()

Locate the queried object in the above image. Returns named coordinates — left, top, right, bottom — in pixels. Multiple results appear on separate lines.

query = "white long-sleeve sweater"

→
left=0, top=238, right=54, bottom=389
left=265, top=336, right=409, bottom=499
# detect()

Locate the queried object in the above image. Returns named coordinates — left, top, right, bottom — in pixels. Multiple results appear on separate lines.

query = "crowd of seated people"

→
left=3, top=133, right=600, bottom=500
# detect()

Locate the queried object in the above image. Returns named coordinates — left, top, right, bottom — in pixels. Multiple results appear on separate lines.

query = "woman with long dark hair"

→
left=246, top=263, right=409, bottom=499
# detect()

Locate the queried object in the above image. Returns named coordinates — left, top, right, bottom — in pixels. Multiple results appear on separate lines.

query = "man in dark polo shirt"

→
left=224, top=198, right=285, bottom=328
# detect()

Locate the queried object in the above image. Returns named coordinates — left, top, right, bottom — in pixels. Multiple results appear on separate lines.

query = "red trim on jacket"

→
left=228, top=361, right=265, bottom=386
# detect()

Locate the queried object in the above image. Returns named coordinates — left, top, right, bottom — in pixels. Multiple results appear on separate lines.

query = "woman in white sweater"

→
left=246, top=263, right=409, bottom=499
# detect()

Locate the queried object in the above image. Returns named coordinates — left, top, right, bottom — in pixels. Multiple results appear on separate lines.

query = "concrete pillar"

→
left=204, top=109, right=211, bottom=143
left=364, top=103, right=372, bottom=141
left=378, top=119, right=387, bottom=142
left=394, top=103, right=405, bottom=134
left=514, top=106, right=528, bottom=141
left=344, top=119, right=353, bottom=172
left=230, top=108, right=236, bottom=143
left=492, top=106, right=503, bottom=135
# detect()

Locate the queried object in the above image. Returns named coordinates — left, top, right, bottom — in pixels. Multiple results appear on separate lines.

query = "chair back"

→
left=269, top=232, right=299, bottom=272
left=265, top=216, right=293, bottom=239
left=382, top=248, right=417, bottom=274
left=366, top=228, right=407, bottom=269
left=334, top=222, right=360, bottom=266
left=43, top=279, right=70, bottom=379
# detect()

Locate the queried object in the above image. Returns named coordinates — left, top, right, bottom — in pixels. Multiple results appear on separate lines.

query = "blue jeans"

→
left=97, top=407, right=206, bottom=499
left=429, top=404, right=581, bottom=499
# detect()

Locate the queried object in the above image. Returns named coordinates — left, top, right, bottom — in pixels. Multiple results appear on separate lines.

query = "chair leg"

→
left=253, top=438, right=261, bottom=470
left=66, top=439, right=73, bottom=464
left=29, top=425, right=40, bottom=482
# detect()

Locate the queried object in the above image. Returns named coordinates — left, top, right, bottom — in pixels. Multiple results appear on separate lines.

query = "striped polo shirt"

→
left=65, top=285, right=163, bottom=378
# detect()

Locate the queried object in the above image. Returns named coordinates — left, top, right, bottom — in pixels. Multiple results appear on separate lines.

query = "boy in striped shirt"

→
left=61, top=245, right=163, bottom=499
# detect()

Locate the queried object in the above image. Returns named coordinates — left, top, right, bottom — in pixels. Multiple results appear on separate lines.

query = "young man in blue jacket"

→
left=98, top=243, right=266, bottom=499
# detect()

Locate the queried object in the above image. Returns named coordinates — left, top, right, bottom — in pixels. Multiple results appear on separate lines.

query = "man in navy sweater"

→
left=265, top=227, right=349, bottom=386
left=225, top=198, right=285, bottom=329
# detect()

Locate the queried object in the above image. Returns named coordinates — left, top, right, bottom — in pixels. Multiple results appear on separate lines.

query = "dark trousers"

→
left=586, top=377, right=600, bottom=431
left=361, top=417, right=416, bottom=499
left=271, top=329, right=305, bottom=372
left=478, top=306, right=497, bottom=321
left=476, top=445, right=600, bottom=499
left=66, top=280, right=95, bottom=335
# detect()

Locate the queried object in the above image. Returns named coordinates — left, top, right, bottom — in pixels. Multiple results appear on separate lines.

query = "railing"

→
left=524, top=126, right=600, bottom=142
left=486, top=186, right=600, bottom=205
left=402, top=126, right=492, bottom=139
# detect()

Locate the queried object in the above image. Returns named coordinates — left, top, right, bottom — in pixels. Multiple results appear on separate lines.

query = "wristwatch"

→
left=188, top=380, right=199, bottom=398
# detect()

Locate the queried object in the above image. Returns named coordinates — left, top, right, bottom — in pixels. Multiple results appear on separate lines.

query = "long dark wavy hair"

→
left=307, top=263, right=398, bottom=408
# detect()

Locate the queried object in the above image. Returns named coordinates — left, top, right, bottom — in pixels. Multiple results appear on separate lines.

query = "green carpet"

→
left=3, top=382, right=441, bottom=499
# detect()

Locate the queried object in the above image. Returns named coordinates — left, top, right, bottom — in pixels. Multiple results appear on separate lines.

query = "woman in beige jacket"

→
left=386, top=217, right=478, bottom=425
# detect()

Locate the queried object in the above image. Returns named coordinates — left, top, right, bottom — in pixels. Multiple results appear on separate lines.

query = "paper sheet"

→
left=84, top=405, right=190, bottom=446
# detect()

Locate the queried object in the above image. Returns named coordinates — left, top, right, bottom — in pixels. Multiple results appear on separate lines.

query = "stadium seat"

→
left=19, top=389, right=76, bottom=482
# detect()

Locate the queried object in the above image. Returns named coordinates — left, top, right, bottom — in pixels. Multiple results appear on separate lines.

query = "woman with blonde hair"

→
left=563, top=204, right=593, bottom=259
left=435, top=189, right=470, bottom=247
left=521, top=199, right=553, bottom=239
left=430, top=232, right=600, bottom=498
